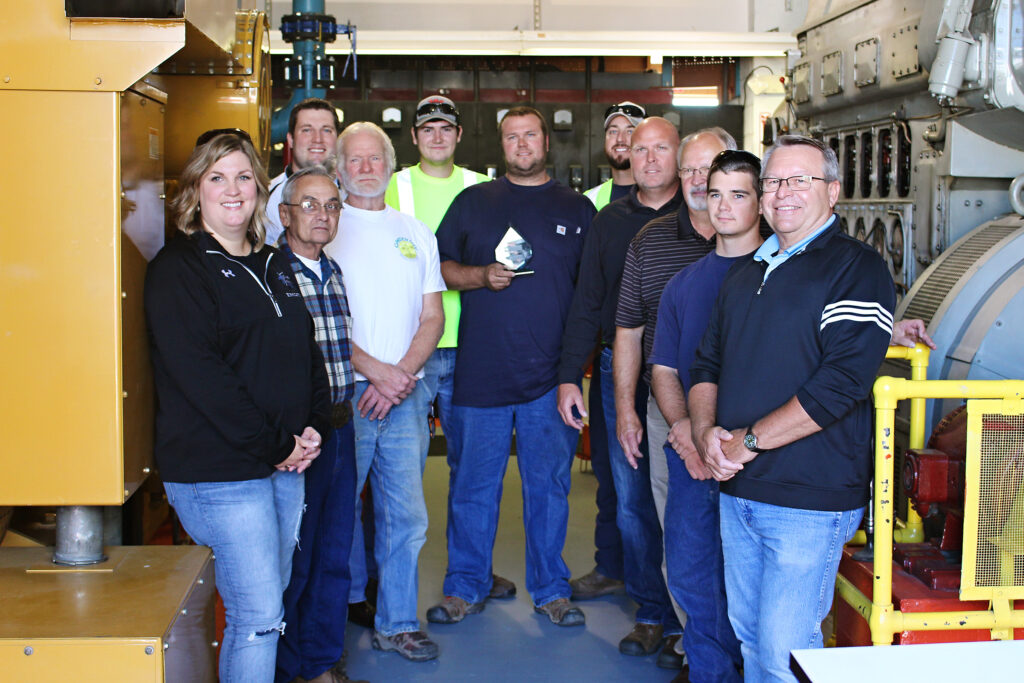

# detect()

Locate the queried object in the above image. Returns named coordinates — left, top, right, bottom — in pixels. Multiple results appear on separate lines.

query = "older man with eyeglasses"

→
left=273, top=166, right=366, bottom=683
left=688, top=135, right=898, bottom=682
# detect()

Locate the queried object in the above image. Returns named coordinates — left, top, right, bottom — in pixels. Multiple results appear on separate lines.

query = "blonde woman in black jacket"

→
left=145, top=132, right=331, bottom=683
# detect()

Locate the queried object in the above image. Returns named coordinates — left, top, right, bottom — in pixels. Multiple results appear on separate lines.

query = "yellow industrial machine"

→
left=0, top=1, right=270, bottom=679
left=835, top=345, right=1024, bottom=644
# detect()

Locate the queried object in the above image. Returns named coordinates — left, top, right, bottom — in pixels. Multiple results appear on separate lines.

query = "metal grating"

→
left=903, top=224, right=1019, bottom=325
left=965, top=407, right=1024, bottom=597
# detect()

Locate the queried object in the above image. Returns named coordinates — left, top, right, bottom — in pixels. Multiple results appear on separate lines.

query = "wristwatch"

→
left=744, top=427, right=767, bottom=453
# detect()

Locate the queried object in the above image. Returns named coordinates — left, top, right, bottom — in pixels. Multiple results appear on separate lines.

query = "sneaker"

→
left=534, top=598, right=585, bottom=627
left=619, top=622, right=664, bottom=656
left=657, top=634, right=685, bottom=670
left=489, top=573, right=517, bottom=599
left=426, top=595, right=484, bottom=624
left=569, top=569, right=624, bottom=600
left=371, top=630, right=439, bottom=662
left=347, top=600, right=375, bottom=629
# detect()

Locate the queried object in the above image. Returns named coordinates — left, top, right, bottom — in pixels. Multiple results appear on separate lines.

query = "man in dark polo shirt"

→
left=556, top=117, right=684, bottom=664
left=613, top=127, right=737, bottom=657
left=429, top=106, right=595, bottom=627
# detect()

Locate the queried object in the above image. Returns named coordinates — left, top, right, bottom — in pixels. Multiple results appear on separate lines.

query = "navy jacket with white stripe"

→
left=690, top=217, right=896, bottom=511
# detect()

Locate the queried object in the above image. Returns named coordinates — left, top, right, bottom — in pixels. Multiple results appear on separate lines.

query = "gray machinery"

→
left=783, top=0, right=1024, bottom=430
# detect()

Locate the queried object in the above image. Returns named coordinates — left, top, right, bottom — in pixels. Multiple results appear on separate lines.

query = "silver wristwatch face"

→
left=744, top=432, right=757, bottom=450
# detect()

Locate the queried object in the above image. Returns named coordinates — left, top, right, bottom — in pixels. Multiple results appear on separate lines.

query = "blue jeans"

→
left=719, top=494, right=863, bottom=683
left=444, top=386, right=578, bottom=606
left=348, top=380, right=430, bottom=636
left=586, top=360, right=623, bottom=579
left=664, top=444, right=741, bottom=682
left=600, top=348, right=680, bottom=631
left=165, top=469, right=304, bottom=683
left=277, top=421, right=357, bottom=682
left=421, top=347, right=463, bottom=548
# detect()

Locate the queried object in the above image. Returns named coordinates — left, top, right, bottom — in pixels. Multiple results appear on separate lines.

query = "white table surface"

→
left=791, top=640, right=1024, bottom=682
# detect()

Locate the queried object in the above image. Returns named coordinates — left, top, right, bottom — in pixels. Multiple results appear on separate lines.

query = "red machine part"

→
left=902, top=448, right=966, bottom=510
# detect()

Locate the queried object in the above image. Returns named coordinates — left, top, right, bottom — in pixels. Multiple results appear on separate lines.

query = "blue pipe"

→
left=270, top=0, right=329, bottom=144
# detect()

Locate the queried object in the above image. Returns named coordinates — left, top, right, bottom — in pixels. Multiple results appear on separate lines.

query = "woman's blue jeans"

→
left=165, top=469, right=304, bottom=683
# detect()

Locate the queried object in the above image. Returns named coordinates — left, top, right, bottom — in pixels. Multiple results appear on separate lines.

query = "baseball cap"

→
left=415, top=95, right=460, bottom=127
left=603, top=101, right=646, bottom=129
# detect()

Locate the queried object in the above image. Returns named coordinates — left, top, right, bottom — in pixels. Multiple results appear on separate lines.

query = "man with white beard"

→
left=324, top=121, right=446, bottom=662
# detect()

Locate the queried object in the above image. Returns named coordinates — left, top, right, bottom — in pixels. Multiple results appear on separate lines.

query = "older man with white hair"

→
left=324, top=121, right=446, bottom=662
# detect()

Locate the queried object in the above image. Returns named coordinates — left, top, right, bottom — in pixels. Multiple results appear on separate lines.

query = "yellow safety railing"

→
left=837, top=346, right=1024, bottom=644
left=849, top=344, right=929, bottom=545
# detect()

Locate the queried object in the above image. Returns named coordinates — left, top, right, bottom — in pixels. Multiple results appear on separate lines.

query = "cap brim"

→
left=416, top=113, right=459, bottom=127
left=604, top=113, right=644, bottom=129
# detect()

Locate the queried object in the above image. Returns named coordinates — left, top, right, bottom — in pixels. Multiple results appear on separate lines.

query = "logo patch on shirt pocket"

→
left=556, top=225, right=567, bottom=235
left=394, top=237, right=417, bottom=259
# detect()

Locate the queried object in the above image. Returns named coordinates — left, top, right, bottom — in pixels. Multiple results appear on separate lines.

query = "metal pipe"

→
left=269, top=0, right=330, bottom=144
left=1009, top=173, right=1024, bottom=217
left=53, top=505, right=107, bottom=566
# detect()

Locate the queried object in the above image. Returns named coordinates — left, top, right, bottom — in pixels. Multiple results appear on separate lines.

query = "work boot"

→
left=426, top=595, right=485, bottom=624
left=371, top=630, right=439, bottom=662
left=569, top=569, right=624, bottom=600
left=534, top=598, right=586, bottom=626
left=619, top=622, right=664, bottom=656
left=347, top=600, right=375, bottom=629
left=489, top=573, right=517, bottom=599
left=657, top=633, right=685, bottom=669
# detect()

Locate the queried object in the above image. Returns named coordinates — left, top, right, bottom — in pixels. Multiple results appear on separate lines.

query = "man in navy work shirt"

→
left=688, top=135, right=896, bottom=682
left=430, top=106, right=595, bottom=628
left=649, top=150, right=765, bottom=683
left=557, top=117, right=684, bottom=663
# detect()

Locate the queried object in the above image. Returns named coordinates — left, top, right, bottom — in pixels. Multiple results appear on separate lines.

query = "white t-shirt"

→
left=265, top=171, right=288, bottom=246
left=325, top=203, right=446, bottom=380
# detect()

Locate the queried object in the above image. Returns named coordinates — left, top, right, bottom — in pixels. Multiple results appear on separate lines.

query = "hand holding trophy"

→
left=495, top=224, right=535, bottom=277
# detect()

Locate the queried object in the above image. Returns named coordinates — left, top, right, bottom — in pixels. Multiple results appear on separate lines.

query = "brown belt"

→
left=331, top=400, right=353, bottom=428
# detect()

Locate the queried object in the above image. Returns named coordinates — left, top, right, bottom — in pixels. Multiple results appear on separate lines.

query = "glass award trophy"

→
left=495, top=225, right=534, bottom=276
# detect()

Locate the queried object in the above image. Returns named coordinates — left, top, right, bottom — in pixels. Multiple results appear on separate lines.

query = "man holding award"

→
left=430, top=106, right=596, bottom=627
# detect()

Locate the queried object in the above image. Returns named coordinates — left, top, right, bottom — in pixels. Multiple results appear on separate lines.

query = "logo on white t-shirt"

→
left=394, top=238, right=418, bottom=259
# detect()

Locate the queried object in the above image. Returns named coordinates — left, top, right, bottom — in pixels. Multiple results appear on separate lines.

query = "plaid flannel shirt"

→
left=278, top=236, right=355, bottom=403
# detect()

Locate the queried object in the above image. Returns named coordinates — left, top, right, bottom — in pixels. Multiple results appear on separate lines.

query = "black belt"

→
left=331, top=400, right=353, bottom=428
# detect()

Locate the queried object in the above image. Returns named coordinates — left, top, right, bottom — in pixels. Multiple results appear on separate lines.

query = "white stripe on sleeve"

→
left=820, top=300, right=893, bottom=335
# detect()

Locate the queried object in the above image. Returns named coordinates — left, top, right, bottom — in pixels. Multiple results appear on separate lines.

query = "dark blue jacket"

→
left=690, top=220, right=896, bottom=511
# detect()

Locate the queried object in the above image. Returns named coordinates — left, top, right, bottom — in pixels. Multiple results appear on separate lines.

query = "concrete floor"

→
left=345, top=454, right=679, bottom=682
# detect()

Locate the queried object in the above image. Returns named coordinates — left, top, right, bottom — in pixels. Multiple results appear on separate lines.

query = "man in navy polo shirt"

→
left=430, top=106, right=595, bottom=627
left=688, top=136, right=896, bottom=682
left=649, top=150, right=764, bottom=683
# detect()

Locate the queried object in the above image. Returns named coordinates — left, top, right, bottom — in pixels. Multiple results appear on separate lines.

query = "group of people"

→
left=144, top=94, right=933, bottom=683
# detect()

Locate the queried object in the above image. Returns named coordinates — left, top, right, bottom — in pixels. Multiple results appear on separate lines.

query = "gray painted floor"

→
left=345, top=455, right=679, bottom=682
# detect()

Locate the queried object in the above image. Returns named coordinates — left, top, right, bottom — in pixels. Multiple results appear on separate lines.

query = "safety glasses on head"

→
left=195, top=128, right=253, bottom=148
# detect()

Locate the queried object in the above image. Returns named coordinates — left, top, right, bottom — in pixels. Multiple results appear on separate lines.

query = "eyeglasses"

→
left=604, top=103, right=646, bottom=121
left=416, top=101, right=460, bottom=124
left=680, top=166, right=711, bottom=178
left=282, top=199, right=343, bottom=214
left=195, top=128, right=253, bottom=147
left=760, top=175, right=826, bottom=192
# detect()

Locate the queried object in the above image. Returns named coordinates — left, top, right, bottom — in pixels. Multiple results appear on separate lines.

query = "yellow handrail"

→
left=850, top=344, right=930, bottom=545
left=844, top=361, right=1024, bottom=645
